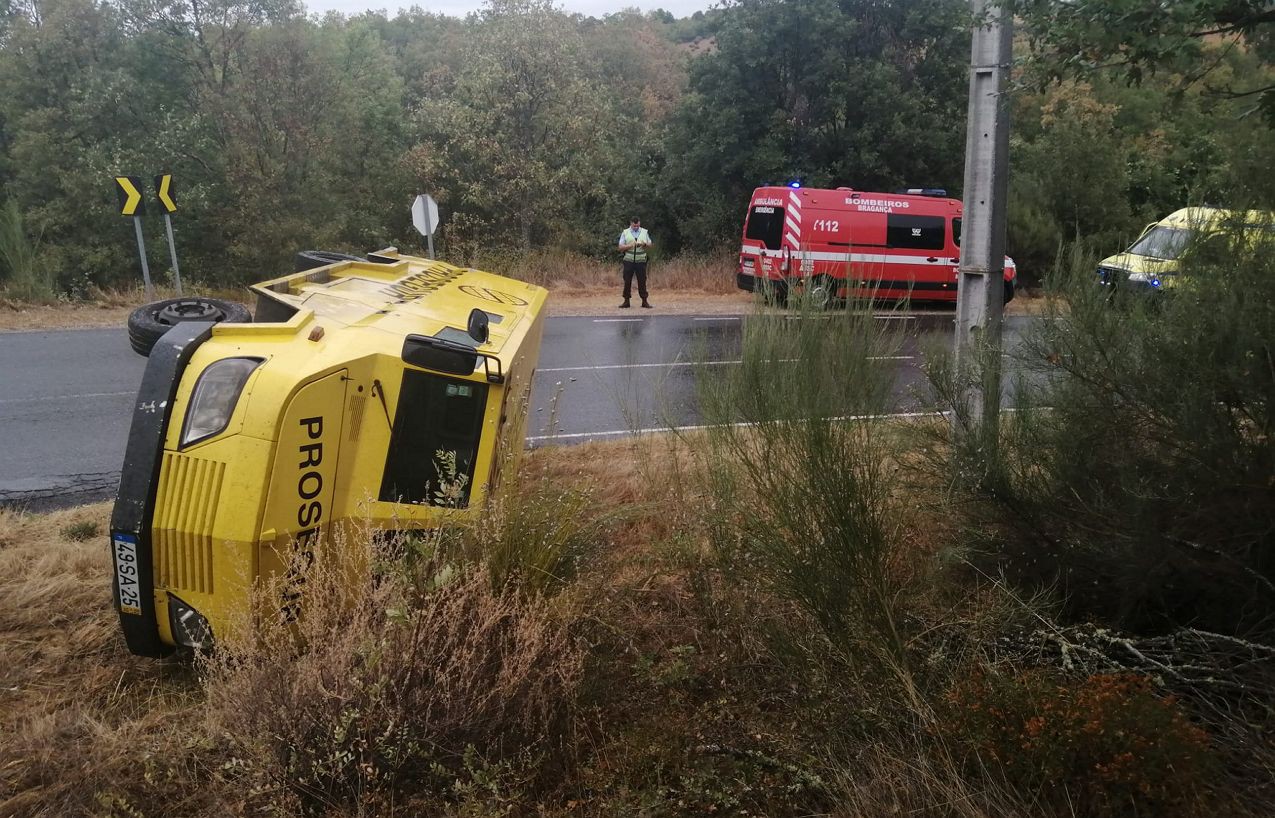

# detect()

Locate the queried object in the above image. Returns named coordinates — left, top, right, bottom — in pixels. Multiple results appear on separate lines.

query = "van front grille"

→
left=348, top=393, right=367, bottom=441
left=153, top=453, right=225, bottom=595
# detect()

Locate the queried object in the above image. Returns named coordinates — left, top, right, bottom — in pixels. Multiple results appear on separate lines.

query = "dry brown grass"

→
left=0, top=503, right=214, bottom=817
left=0, top=437, right=1258, bottom=817
left=475, top=249, right=738, bottom=294
left=202, top=550, right=583, bottom=814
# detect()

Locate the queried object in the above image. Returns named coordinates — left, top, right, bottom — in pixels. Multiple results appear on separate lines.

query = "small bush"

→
left=942, top=669, right=1217, bottom=816
left=459, top=453, right=606, bottom=596
left=202, top=548, right=583, bottom=815
left=59, top=520, right=100, bottom=541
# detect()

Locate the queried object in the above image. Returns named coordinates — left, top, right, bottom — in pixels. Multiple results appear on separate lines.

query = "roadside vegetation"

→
left=4, top=235, right=1274, bottom=815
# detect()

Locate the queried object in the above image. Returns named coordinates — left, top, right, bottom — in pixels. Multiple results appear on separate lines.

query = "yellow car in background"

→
left=1098, top=207, right=1275, bottom=291
left=110, top=248, right=547, bottom=656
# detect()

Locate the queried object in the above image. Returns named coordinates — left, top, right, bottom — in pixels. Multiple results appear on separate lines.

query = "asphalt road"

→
left=0, top=312, right=1039, bottom=509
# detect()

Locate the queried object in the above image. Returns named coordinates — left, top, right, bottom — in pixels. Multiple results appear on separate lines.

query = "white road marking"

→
left=539, top=360, right=737, bottom=373
left=528, top=409, right=949, bottom=443
left=691, top=316, right=741, bottom=321
left=781, top=313, right=920, bottom=321
left=592, top=318, right=645, bottom=323
left=537, top=355, right=915, bottom=373
left=0, top=390, right=134, bottom=405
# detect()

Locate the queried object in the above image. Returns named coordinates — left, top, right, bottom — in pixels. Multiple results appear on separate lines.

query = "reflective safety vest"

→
left=619, top=227, right=651, bottom=262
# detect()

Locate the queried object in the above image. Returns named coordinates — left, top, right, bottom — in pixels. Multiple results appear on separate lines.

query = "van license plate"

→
left=112, top=533, right=142, bottom=615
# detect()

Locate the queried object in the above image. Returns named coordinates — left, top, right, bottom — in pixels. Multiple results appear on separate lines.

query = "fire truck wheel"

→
left=294, top=250, right=364, bottom=273
left=808, top=275, right=839, bottom=309
left=759, top=278, right=789, bottom=306
left=127, top=297, right=252, bottom=357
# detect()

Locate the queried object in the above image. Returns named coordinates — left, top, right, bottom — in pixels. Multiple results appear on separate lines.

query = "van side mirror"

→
left=467, top=308, right=490, bottom=344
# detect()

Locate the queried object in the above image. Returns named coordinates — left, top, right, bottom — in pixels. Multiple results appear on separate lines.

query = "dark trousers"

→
left=622, top=260, right=648, bottom=300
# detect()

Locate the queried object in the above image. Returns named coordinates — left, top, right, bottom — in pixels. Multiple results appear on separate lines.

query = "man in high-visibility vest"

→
left=618, top=216, right=652, bottom=309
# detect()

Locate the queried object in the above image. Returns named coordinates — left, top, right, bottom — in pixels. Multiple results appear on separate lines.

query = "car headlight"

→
left=180, top=357, right=262, bottom=447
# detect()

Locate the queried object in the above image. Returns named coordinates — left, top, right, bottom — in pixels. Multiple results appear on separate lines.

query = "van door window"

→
left=380, top=370, right=489, bottom=507
left=886, top=215, right=946, bottom=250
left=745, top=206, right=785, bottom=250
left=953, top=218, right=961, bottom=247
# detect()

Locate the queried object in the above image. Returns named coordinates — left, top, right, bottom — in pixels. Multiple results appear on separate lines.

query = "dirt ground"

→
left=0, top=286, right=1047, bottom=333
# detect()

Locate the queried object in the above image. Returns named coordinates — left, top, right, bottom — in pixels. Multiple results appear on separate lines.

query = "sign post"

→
left=953, top=0, right=1012, bottom=450
left=114, top=176, right=153, bottom=299
left=154, top=173, right=183, bottom=295
left=411, top=194, right=440, bottom=260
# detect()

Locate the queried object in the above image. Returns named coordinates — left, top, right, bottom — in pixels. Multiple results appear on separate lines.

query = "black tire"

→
left=294, top=250, right=364, bottom=273
left=127, top=297, right=252, bottom=357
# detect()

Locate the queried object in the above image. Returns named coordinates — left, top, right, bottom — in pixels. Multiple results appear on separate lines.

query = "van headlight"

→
left=180, top=357, right=262, bottom=447
left=168, top=594, right=212, bottom=649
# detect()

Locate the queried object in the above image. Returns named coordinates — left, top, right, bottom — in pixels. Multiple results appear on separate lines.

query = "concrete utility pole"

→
left=954, top=0, right=1013, bottom=441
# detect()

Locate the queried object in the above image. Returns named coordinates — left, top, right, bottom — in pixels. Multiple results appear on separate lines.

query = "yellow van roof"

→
left=249, top=248, right=547, bottom=355
left=1158, top=207, right=1275, bottom=230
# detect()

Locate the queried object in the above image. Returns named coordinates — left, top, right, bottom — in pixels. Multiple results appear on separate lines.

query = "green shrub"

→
left=927, top=224, right=1275, bottom=636
left=692, top=299, right=912, bottom=673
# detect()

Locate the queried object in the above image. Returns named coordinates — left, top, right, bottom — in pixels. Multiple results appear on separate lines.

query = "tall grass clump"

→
left=692, top=298, right=913, bottom=673
left=0, top=200, right=56, bottom=302
left=455, top=450, right=608, bottom=596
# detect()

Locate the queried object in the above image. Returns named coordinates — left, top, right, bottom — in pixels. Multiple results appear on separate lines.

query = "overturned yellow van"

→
left=1097, top=207, right=1275, bottom=291
left=110, top=249, right=547, bottom=656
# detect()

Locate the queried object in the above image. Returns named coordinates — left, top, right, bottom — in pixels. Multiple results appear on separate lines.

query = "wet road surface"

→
left=0, top=312, right=1040, bottom=508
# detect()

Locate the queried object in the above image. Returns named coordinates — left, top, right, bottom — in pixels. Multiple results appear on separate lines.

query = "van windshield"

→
left=380, top=370, right=489, bottom=507
left=1129, top=226, right=1192, bottom=260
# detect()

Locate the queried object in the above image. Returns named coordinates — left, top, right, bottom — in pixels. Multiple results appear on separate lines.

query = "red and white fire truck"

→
left=736, top=185, right=1016, bottom=305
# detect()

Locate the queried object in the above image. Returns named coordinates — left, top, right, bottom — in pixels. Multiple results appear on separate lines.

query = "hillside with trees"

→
left=1, top=0, right=1272, bottom=296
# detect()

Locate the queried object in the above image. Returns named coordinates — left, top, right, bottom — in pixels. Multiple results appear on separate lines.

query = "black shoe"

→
left=619, top=299, right=631, bottom=308
left=640, top=300, right=652, bottom=309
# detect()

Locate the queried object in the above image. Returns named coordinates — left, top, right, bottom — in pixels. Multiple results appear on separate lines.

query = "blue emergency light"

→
left=788, top=181, right=802, bottom=189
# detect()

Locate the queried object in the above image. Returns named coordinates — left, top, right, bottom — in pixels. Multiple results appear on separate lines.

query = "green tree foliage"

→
left=0, top=0, right=1273, bottom=291
left=408, top=0, right=619, bottom=254
left=661, top=0, right=972, bottom=249
left=1013, top=0, right=1275, bottom=122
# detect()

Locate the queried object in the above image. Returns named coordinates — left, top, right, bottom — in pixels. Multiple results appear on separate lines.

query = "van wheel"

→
left=759, top=278, right=788, bottom=306
left=807, top=275, right=840, bottom=309
left=127, top=297, right=251, bottom=357
left=294, top=250, right=364, bottom=273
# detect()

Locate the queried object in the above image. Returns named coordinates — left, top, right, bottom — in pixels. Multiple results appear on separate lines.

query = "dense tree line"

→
left=0, top=0, right=1272, bottom=292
